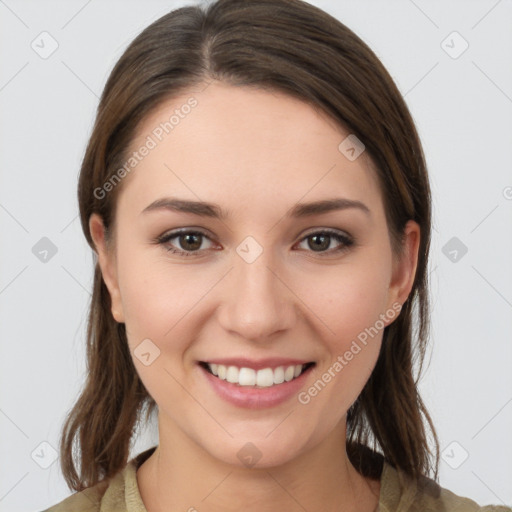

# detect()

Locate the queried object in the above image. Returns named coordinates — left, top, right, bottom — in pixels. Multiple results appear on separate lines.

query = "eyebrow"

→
left=141, top=197, right=371, bottom=219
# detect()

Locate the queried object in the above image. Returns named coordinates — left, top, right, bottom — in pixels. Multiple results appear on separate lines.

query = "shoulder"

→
left=379, top=461, right=512, bottom=512
left=41, top=478, right=110, bottom=511
left=41, top=462, right=134, bottom=512
left=41, top=446, right=155, bottom=512
left=41, top=470, right=128, bottom=512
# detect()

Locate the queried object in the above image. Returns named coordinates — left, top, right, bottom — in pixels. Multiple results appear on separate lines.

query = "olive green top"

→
left=43, top=447, right=510, bottom=512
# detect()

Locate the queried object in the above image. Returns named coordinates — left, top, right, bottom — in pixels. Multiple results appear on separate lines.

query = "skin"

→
left=90, top=81, right=420, bottom=512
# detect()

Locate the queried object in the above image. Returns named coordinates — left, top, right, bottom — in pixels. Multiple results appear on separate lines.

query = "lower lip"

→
left=200, top=364, right=314, bottom=409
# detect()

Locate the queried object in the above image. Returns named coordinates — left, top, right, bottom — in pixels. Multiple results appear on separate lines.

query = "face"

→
left=91, top=82, right=419, bottom=469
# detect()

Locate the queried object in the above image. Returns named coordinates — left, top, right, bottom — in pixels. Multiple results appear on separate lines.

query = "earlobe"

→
left=386, top=220, right=420, bottom=316
left=89, top=214, right=125, bottom=323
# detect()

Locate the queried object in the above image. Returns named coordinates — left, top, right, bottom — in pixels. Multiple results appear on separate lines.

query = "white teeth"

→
left=226, top=366, right=239, bottom=384
left=284, top=365, right=295, bottom=382
left=256, top=368, right=274, bottom=387
left=273, top=366, right=285, bottom=384
left=239, top=367, right=256, bottom=386
left=217, top=364, right=226, bottom=380
left=206, top=363, right=309, bottom=387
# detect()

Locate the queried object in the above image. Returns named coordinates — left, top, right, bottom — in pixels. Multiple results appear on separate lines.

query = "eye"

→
left=154, top=228, right=355, bottom=258
left=155, top=229, right=216, bottom=257
left=295, top=229, right=354, bottom=256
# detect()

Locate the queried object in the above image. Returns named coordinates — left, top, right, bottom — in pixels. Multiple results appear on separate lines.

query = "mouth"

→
left=198, top=361, right=316, bottom=388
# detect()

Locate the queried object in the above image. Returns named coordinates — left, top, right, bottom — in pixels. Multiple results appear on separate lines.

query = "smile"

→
left=200, top=362, right=315, bottom=388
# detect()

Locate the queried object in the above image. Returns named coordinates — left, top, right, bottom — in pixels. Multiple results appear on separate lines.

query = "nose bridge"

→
left=218, top=242, right=295, bottom=341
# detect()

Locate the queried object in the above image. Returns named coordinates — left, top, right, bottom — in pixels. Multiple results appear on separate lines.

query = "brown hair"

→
left=61, top=0, right=439, bottom=491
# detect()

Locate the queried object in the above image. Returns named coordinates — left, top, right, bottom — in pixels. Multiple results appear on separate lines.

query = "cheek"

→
left=114, top=248, right=213, bottom=403
left=292, top=255, right=390, bottom=412
left=294, top=271, right=388, bottom=437
left=115, top=245, right=222, bottom=359
left=296, top=256, right=391, bottom=349
left=116, top=239, right=189, bottom=328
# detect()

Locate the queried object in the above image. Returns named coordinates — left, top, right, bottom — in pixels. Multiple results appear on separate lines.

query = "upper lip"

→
left=200, top=358, right=314, bottom=370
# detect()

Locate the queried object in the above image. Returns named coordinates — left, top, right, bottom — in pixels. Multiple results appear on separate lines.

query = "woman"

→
left=43, top=0, right=510, bottom=510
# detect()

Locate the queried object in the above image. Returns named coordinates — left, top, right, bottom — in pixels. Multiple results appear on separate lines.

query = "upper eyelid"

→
left=157, top=228, right=216, bottom=244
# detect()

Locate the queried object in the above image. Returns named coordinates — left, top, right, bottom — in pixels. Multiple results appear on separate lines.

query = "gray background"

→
left=1, top=0, right=511, bottom=510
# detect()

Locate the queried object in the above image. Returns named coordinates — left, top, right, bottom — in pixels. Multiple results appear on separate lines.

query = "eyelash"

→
left=154, top=228, right=355, bottom=258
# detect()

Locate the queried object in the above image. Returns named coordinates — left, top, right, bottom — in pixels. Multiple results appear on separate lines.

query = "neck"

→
left=137, top=415, right=380, bottom=512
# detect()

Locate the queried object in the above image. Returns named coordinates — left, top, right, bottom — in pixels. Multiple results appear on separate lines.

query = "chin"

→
left=200, top=426, right=319, bottom=471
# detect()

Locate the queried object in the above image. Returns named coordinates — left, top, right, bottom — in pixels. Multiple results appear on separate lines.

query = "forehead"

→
left=117, top=82, right=383, bottom=219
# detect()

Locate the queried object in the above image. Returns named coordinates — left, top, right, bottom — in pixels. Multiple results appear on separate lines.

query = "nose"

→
left=217, top=250, right=296, bottom=342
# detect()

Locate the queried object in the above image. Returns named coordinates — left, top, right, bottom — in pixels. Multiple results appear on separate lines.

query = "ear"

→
left=89, top=213, right=125, bottom=323
left=385, top=220, right=420, bottom=318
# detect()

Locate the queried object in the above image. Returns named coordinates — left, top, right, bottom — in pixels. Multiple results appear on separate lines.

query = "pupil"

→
left=181, top=233, right=201, bottom=250
left=309, top=234, right=329, bottom=251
